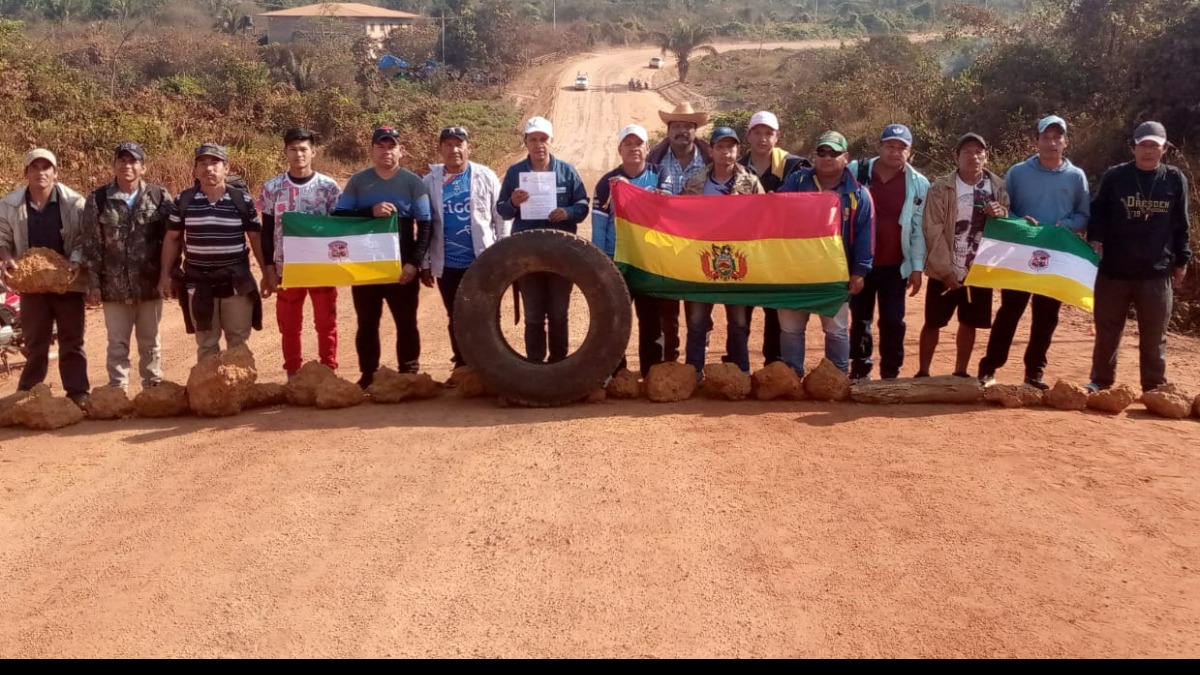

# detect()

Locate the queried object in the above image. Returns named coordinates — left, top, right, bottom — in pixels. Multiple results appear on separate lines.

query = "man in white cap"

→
left=497, top=116, right=590, bottom=363
left=592, top=123, right=663, bottom=376
left=978, top=114, right=1090, bottom=389
left=1087, top=121, right=1191, bottom=394
left=845, top=124, right=930, bottom=380
left=736, top=110, right=810, bottom=367
left=0, top=148, right=91, bottom=407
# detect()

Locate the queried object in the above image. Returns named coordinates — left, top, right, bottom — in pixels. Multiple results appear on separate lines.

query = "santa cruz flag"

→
left=965, top=217, right=1099, bottom=312
left=279, top=213, right=401, bottom=288
left=610, top=181, right=849, bottom=316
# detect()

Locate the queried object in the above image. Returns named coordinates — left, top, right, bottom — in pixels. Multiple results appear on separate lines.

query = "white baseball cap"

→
left=24, top=148, right=57, bottom=169
left=748, top=111, right=780, bottom=131
left=618, top=124, right=648, bottom=143
left=523, top=116, right=554, bottom=138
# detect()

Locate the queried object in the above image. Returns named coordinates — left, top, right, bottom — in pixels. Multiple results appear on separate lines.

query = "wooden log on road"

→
left=850, top=376, right=984, bottom=405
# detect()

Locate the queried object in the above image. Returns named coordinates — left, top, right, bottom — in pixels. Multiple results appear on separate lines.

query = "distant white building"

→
left=259, top=2, right=422, bottom=44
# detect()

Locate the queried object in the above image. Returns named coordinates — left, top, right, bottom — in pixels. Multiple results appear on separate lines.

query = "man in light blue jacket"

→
left=978, top=115, right=1089, bottom=389
left=847, top=124, right=930, bottom=380
left=421, top=125, right=508, bottom=370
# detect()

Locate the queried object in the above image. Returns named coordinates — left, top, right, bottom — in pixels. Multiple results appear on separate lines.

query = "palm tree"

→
left=652, top=21, right=718, bottom=83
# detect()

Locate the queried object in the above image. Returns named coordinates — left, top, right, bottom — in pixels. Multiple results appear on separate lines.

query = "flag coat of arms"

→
left=279, top=213, right=401, bottom=288
left=965, top=217, right=1100, bottom=312
left=610, top=181, right=849, bottom=316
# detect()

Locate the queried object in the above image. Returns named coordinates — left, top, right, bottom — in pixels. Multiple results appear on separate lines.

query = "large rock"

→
left=856, top=376, right=985, bottom=405
left=751, top=362, right=805, bottom=401
left=88, top=386, right=134, bottom=420
left=1142, top=384, right=1193, bottom=419
left=702, top=363, right=751, bottom=401
left=451, top=366, right=493, bottom=399
left=1194, top=394, right=1200, bottom=419
left=1087, top=384, right=1138, bottom=415
left=583, top=388, right=607, bottom=404
left=6, top=247, right=72, bottom=294
left=367, top=367, right=441, bottom=403
left=1046, top=380, right=1089, bottom=411
left=983, top=383, right=1045, bottom=408
left=186, top=344, right=257, bottom=417
left=133, top=381, right=189, bottom=417
left=803, top=358, right=851, bottom=402
left=285, top=361, right=337, bottom=406
left=243, top=382, right=287, bottom=410
left=0, top=390, right=30, bottom=427
left=645, top=362, right=697, bottom=402
left=315, top=377, right=365, bottom=409
left=11, top=384, right=85, bottom=430
left=606, top=369, right=642, bottom=399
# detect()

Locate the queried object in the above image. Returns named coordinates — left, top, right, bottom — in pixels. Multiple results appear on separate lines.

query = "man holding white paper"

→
left=497, top=117, right=590, bottom=363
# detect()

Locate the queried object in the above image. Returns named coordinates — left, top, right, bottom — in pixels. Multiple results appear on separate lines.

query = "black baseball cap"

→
left=194, top=142, right=228, bottom=162
left=439, top=126, right=469, bottom=142
left=372, top=125, right=402, bottom=144
left=956, top=132, right=988, bottom=152
left=115, top=141, right=146, bottom=162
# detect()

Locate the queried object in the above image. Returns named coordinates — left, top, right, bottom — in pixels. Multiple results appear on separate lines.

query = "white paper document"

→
left=518, top=172, right=558, bottom=220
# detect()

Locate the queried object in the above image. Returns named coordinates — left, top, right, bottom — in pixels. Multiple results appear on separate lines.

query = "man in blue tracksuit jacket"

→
left=776, top=130, right=874, bottom=376
left=496, top=116, right=590, bottom=363
left=978, top=115, right=1090, bottom=389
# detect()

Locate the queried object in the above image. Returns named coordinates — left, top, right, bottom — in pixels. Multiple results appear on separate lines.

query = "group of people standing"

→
left=0, top=102, right=1190, bottom=409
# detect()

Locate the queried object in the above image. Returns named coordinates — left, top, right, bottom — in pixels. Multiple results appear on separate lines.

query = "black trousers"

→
left=849, top=264, right=908, bottom=379
left=18, top=291, right=89, bottom=397
left=979, top=290, right=1061, bottom=380
left=659, top=298, right=681, bottom=362
left=437, top=267, right=468, bottom=368
left=352, top=281, right=420, bottom=376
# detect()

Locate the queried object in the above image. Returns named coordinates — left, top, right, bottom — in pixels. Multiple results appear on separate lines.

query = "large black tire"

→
left=454, top=229, right=632, bottom=406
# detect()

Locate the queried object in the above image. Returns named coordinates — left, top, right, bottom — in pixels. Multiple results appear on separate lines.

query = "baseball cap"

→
left=816, top=130, right=848, bottom=153
left=372, top=125, right=401, bottom=144
left=618, top=124, right=648, bottom=144
left=1037, top=115, right=1067, bottom=134
left=1133, top=121, right=1167, bottom=146
left=523, top=116, right=554, bottom=138
left=956, top=132, right=988, bottom=152
left=748, top=111, right=780, bottom=131
left=710, top=126, right=740, bottom=146
left=880, top=124, right=913, bottom=147
left=114, top=141, right=146, bottom=162
left=24, top=148, right=57, bottom=169
left=439, top=126, right=469, bottom=143
left=194, top=143, right=228, bottom=162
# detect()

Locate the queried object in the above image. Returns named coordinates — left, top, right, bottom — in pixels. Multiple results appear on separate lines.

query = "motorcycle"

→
left=0, top=280, right=29, bottom=374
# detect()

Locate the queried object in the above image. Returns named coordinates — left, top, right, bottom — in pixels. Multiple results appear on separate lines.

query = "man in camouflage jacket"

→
left=81, top=142, right=172, bottom=390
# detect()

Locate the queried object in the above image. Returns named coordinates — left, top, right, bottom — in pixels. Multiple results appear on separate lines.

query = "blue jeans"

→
left=685, top=301, right=750, bottom=374
left=520, top=273, right=573, bottom=363
left=778, top=302, right=850, bottom=376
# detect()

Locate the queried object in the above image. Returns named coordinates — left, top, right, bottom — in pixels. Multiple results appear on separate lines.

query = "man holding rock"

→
left=0, top=148, right=91, bottom=408
left=82, top=141, right=171, bottom=392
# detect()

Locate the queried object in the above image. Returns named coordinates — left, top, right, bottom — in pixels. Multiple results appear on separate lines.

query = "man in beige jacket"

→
left=917, top=133, right=1010, bottom=379
left=0, top=148, right=91, bottom=407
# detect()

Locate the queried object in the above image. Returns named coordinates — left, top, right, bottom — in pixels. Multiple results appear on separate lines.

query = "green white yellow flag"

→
left=965, top=217, right=1099, bottom=312
left=279, top=213, right=400, bottom=288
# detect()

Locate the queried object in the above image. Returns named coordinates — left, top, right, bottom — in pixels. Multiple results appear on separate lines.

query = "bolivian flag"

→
left=965, top=217, right=1099, bottom=312
left=279, top=213, right=401, bottom=288
left=611, top=181, right=848, bottom=315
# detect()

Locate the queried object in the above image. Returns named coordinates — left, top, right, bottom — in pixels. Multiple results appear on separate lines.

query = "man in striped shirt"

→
left=158, top=143, right=270, bottom=361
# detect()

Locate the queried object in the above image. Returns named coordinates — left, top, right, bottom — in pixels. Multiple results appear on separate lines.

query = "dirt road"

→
left=2, top=40, right=1199, bottom=658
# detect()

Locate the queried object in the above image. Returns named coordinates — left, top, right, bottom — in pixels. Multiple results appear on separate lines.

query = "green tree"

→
left=653, top=20, right=718, bottom=83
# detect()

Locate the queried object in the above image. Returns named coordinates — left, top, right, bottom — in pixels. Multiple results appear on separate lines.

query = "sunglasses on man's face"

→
left=815, top=147, right=843, bottom=158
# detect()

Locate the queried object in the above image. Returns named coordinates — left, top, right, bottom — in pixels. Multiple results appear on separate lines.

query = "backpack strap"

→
left=857, top=157, right=872, bottom=188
